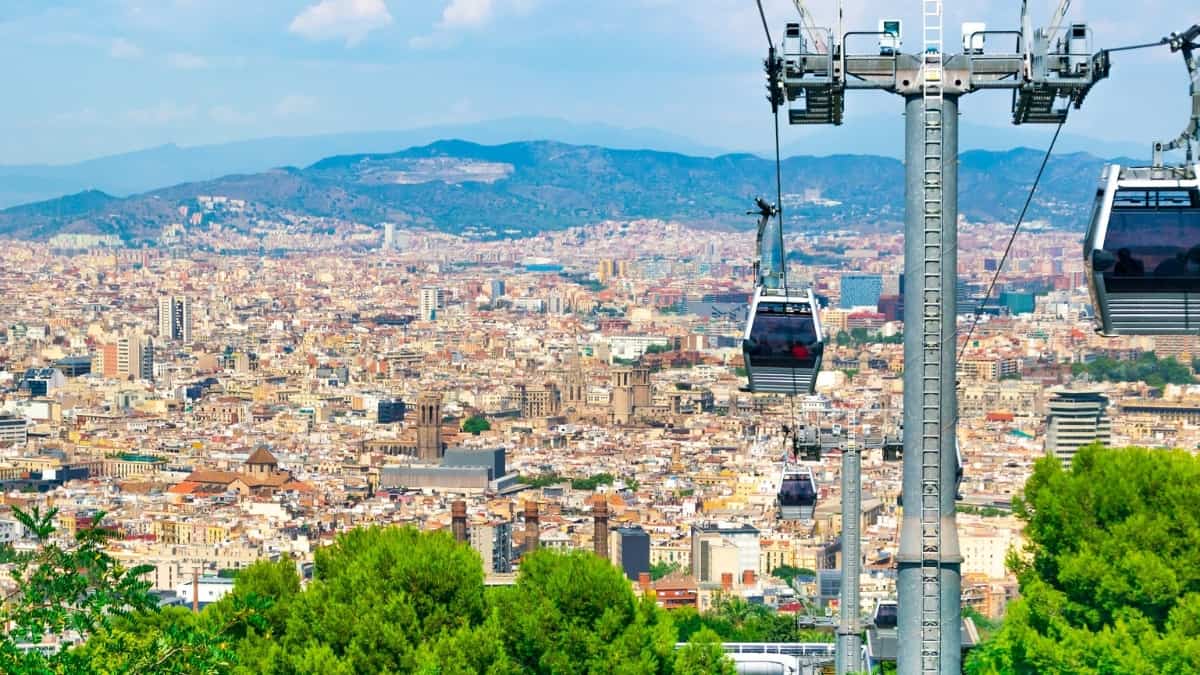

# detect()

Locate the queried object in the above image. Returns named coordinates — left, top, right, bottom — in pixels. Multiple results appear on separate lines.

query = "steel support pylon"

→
left=771, top=5, right=1110, bottom=671
left=898, top=91, right=963, bottom=675
left=836, top=421, right=862, bottom=675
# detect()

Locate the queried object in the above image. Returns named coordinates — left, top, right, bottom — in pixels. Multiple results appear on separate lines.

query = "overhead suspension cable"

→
left=958, top=120, right=1065, bottom=364
left=755, top=0, right=802, bottom=454
left=754, top=0, right=774, bottom=47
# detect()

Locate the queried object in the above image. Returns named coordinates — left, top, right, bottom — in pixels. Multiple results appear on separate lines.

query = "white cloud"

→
left=109, top=37, right=142, bottom=59
left=410, top=0, right=537, bottom=49
left=126, top=101, right=197, bottom=126
left=441, top=0, right=494, bottom=28
left=167, top=52, right=209, bottom=69
left=209, top=105, right=254, bottom=125
left=274, top=94, right=318, bottom=119
left=288, top=0, right=393, bottom=47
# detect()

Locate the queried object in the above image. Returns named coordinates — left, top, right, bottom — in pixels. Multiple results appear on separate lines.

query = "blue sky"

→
left=0, top=0, right=1192, bottom=164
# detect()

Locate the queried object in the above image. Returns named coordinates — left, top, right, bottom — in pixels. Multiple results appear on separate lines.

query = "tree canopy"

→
left=8, top=515, right=835, bottom=672
left=672, top=597, right=833, bottom=644
left=650, top=561, right=682, bottom=581
left=571, top=472, right=615, bottom=491
left=462, top=415, right=491, bottom=435
left=1070, top=352, right=1194, bottom=387
left=770, top=565, right=817, bottom=585
left=967, top=444, right=1200, bottom=674
left=0, top=506, right=263, bottom=674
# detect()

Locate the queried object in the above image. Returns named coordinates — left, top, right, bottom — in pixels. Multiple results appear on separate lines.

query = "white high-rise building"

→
left=419, top=287, right=445, bottom=321
left=1045, top=389, right=1111, bottom=467
left=382, top=222, right=396, bottom=250
left=157, top=296, right=192, bottom=343
left=117, top=334, right=154, bottom=381
left=0, top=413, right=28, bottom=446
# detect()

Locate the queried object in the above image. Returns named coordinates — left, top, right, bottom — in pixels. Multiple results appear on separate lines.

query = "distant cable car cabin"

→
left=882, top=434, right=903, bottom=462
left=778, top=463, right=818, bottom=521
left=791, top=424, right=822, bottom=462
left=873, top=600, right=899, bottom=629
left=1085, top=162, right=1200, bottom=334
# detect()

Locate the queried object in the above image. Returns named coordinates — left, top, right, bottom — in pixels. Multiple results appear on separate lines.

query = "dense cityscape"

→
left=3, top=0, right=1199, bottom=673
left=2, top=198, right=1194, bottom=663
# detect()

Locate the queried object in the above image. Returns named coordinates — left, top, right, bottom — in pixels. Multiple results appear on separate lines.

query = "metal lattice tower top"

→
left=919, top=2, right=945, bottom=673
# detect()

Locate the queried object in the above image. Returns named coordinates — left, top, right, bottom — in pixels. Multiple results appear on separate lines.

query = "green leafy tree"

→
left=674, top=628, right=736, bottom=674
left=1072, top=352, right=1194, bottom=386
left=462, top=415, right=491, bottom=435
left=517, top=473, right=563, bottom=488
left=676, top=596, right=833, bottom=644
left=571, top=473, right=615, bottom=491
left=650, top=561, right=681, bottom=581
left=205, top=558, right=302, bottom=673
left=771, top=565, right=817, bottom=585
left=962, top=606, right=1000, bottom=641
left=967, top=445, right=1200, bottom=674
left=76, top=598, right=267, bottom=674
left=490, top=549, right=676, bottom=673
left=270, top=526, right=486, bottom=673
left=0, top=506, right=258, bottom=674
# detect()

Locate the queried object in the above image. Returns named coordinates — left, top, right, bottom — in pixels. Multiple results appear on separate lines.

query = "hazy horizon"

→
left=0, top=0, right=1189, bottom=164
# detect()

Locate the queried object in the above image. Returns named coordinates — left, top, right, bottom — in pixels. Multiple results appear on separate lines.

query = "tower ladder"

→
left=919, top=1, right=945, bottom=674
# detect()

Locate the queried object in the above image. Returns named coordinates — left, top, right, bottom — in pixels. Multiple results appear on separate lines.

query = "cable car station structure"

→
left=750, top=1, right=1200, bottom=673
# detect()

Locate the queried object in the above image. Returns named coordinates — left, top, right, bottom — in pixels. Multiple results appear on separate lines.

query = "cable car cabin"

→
left=872, top=600, right=898, bottom=629
left=743, top=287, right=824, bottom=395
left=956, top=441, right=965, bottom=501
left=882, top=434, right=903, bottom=462
left=778, top=464, right=818, bottom=521
left=793, top=425, right=821, bottom=462
left=1085, top=163, right=1200, bottom=335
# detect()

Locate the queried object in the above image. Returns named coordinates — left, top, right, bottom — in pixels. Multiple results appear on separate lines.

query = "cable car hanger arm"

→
left=1152, top=25, right=1200, bottom=165
left=1089, top=24, right=1200, bottom=165
left=749, top=197, right=779, bottom=289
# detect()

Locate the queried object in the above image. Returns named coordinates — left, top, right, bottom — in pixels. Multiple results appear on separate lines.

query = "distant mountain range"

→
left=0, top=139, right=1121, bottom=243
left=0, top=117, right=732, bottom=209
left=0, top=115, right=1150, bottom=211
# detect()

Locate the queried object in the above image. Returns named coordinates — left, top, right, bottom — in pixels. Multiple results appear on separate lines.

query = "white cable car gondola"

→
left=742, top=198, right=825, bottom=395
left=744, top=287, right=825, bottom=394
left=872, top=600, right=899, bottom=629
left=1085, top=25, right=1200, bottom=335
left=1085, top=162, right=1200, bottom=335
left=778, top=463, right=818, bottom=521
